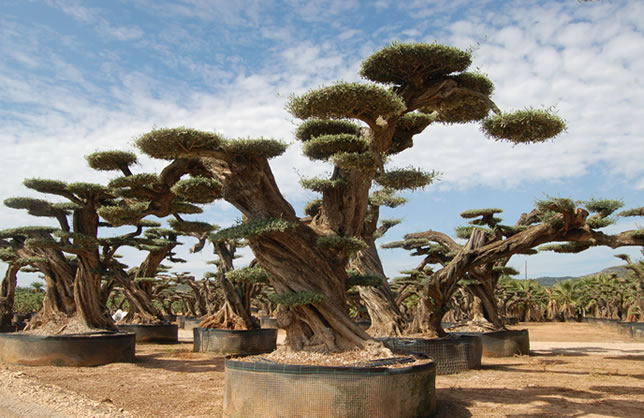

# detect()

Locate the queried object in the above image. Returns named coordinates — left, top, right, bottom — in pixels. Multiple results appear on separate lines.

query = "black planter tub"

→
left=193, top=328, right=277, bottom=355
left=117, top=323, right=178, bottom=343
left=381, top=334, right=482, bottom=375
left=456, top=329, right=530, bottom=357
left=0, top=331, right=136, bottom=366
left=223, top=356, right=436, bottom=417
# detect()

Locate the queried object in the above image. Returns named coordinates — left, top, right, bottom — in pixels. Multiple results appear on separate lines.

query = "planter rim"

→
left=194, top=327, right=275, bottom=336
left=118, top=323, right=175, bottom=328
left=225, top=356, right=435, bottom=376
left=0, top=331, right=134, bottom=341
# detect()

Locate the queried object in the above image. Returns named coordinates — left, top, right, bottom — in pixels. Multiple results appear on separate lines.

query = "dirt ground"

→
left=1, top=322, right=643, bottom=417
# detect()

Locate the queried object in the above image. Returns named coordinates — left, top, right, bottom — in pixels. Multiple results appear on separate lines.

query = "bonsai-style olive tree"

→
left=386, top=199, right=644, bottom=336
left=126, top=42, right=565, bottom=352
left=2, top=150, right=218, bottom=334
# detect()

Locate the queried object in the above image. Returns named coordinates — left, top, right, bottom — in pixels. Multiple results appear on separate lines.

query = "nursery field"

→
left=1, top=322, right=643, bottom=417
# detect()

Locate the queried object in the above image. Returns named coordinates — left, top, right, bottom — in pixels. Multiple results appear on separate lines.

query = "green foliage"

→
left=303, top=199, right=322, bottom=217
left=288, top=82, right=406, bottom=123
left=98, top=202, right=149, bottom=226
left=108, top=173, right=159, bottom=188
left=346, top=273, right=382, bottom=288
left=23, top=178, right=68, bottom=196
left=493, top=266, right=519, bottom=276
left=167, top=219, right=215, bottom=234
left=53, top=231, right=99, bottom=249
left=582, top=198, right=624, bottom=218
left=423, top=92, right=490, bottom=124
left=136, top=127, right=225, bottom=160
left=268, top=291, right=326, bottom=306
left=618, top=207, right=644, bottom=217
left=451, top=72, right=494, bottom=95
left=629, top=229, right=644, bottom=239
left=225, top=266, right=269, bottom=284
left=300, top=177, right=347, bottom=193
left=369, top=188, right=407, bottom=208
left=67, top=182, right=111, bottom=199
left=360, top=42, right=472, bottom=85
left=539, top=242, right=593, bottom=254
left=536, top=197, right=575, bottom=225
left=86, top=151, right=137, bottom=172
left=170, top=201, right=204, bottom=215
left=455, top=225, right=492, bottom=240
left=0, top=247, right=17, bottom=262
left=302, top=134, right=368, bottom=160
left=223, top=138, right=287, bottom=159
left=380, top=218, right=401, bottom=229
left=375, top=168, right=437, bottom=190
left=331, top=152, right=376, bottom=170
left=4, top=197, right=62, bottom=218
left=210, top=218, right=298, bottom=242
left=13, top=288, right=44, bottom=313
left=295, top=119, right=362, bottom=142
left=586, top=216, right=615, bottom=229
left=171, top=176, right=222, bottom=204
left=482, top=108, right=566, bottom=144
left=0, top=226, right=57, bottom=239
left=381, top=237, right=430, bottom=250
left=316, top=235, right=367, bottom=254
left=460, top=208, right=503, bottom=219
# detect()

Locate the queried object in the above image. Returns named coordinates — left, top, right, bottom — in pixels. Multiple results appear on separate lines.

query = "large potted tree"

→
left=120, top=42, right=566, bottom=417
left=0, top=150, right=217, bottom=366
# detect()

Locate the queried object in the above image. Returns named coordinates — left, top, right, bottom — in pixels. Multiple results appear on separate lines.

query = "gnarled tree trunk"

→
left=0, top=263, right=20, bottom=330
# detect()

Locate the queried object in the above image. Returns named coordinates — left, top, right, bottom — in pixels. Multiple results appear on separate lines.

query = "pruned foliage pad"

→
left=583, top=198, right=623, bottom=218
left=300, top=177, right=347, bottom=193
left=167, top=219, right=215, bottom=234
left=316, top=235, right=367, bottom=254
left=98, top=202, right=149, bottom=227
left=346, top=272, right=382, bottom=288
left=223, top=138, right=287, bottom=159
left=288, top=82, right=406, bottom=123
left=171, top=177, right=222, bottom=203
left=360, top=42, right=472, bottom=85
left=225, top=266, right=269, bottom=284
left=210, top=218, right=298, bottom=242
left=369, top=188, right=407, bottom=208
left=482, top=109, right=566, bottom=143
left=109, top=173, right=159, bottom=189
left=136, top=127, right=225, bottom=160
left=375, top=168, right=437, bottom=190
left=302, top=134, right=368, bottom=160
left=295, top=119, right=362, bottom=142
left=460, top=208, right=503, bottom=219
left=268, top=291, right=326, bottom=306
left=86, top=151, right=137, bottom=171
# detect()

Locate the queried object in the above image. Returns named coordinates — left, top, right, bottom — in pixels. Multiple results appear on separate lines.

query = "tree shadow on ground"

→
left=530, top=346, right=644, bottom=356
left=482, top=363, right=643, bottom=380
left=435, top=386, right=644, bottom=417
left=134, top=352, right=225, bottom=373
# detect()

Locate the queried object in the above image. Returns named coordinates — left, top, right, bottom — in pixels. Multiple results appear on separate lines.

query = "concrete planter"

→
left=223, top=356, right=436, bottom=417
left=193, top=328, right=277, bottom=355
left=456, top=330, right=530, bottom=357
left=183, top=317, right=202, bottom=331
left=0, top=331, right=136, bottom=366
left=259, top=316, right=278, bottom=329
left=117, top=323, right=178, bottom=343
left=381, top=334, right=482, bottom=375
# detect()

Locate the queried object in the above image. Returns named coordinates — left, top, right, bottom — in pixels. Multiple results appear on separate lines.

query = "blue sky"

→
left=1, top=0, right=642, bottom=287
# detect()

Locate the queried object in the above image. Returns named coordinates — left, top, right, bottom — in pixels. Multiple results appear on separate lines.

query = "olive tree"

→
left=124, top=42, right=564, bottom=351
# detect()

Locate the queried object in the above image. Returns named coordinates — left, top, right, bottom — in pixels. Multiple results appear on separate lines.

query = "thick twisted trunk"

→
left=352, top=242, right=406, bottom=336
left=0, top=263, right=20, bottom=330
left=203, top=156, right=374, bottom=351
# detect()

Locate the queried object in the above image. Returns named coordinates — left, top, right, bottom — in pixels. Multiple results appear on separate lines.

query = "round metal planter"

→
left=457, top=329, right=530, bottom=357
left=117, top=323, right=178, bottom=343
left=0, top=331, right=136, bottom=366
left=223, top=357, right=436, bottom=417
left=381, top=334, right=482, bottom=375
left=193, top=328, right=277, bottom=355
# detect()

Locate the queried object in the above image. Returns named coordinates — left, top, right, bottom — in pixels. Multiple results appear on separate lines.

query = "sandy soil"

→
left=1, top=322, right=643, bottom=417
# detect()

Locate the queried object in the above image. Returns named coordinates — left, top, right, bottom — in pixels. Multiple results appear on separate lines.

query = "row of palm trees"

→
left=494, top=266, right=642, bottom=322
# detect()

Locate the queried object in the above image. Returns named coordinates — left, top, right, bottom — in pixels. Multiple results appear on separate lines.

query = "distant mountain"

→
left=532, top=265, right=631, bottom=287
